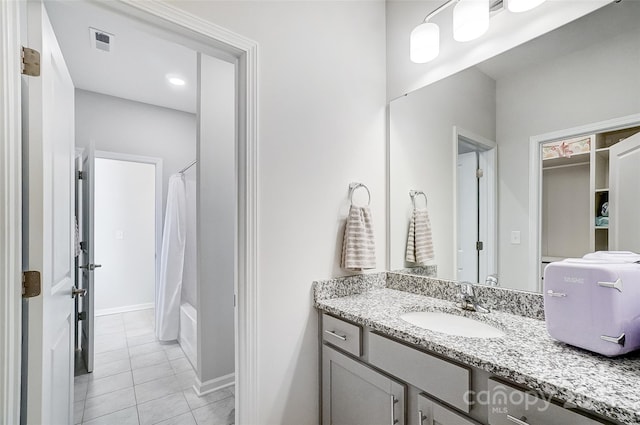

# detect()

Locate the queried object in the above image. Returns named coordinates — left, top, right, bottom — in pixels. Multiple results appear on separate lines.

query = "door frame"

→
left=0, top=1, right=259, bottom=423
left=528, top=112, right=640, bottom=292
left=93, top=150, right=164, bottom=315
left=452, top=126, right=497, bottom=283
left=0, top=0, right=24, bottom=423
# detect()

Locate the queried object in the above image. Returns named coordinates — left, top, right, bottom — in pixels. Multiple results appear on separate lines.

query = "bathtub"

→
left=179, top=302, right=197, bottom=369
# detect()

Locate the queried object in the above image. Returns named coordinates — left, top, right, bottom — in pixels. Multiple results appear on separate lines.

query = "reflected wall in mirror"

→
left=389, top=1, right=640, bottom=292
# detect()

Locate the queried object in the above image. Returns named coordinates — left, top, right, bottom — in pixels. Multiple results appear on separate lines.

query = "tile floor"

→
left=74, top=309, right=235, bottom=425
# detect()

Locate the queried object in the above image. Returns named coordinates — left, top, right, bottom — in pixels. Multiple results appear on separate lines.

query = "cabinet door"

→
left=323, top=345, right=406, bottom=425
left=417, top=393, right=480, bottom=425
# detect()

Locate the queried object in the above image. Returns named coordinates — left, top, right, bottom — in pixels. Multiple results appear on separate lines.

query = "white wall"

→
left=496, top=2, right=640, bottom=291
left=197, top=54, right=235, bottom=387
left=385, top=0, right=608, bottom=101
left=166, top=1, right=387, bottom=423
left=74, top=89, right=196, bottom=215
left=94, top=158, right=156, bottom=314
left=390, top=67, right=495, bottom=277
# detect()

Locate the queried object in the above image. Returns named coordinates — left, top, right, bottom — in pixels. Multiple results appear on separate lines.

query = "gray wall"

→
left=197, top=54, right=235, bottom=386
left=495, top=2, right=640, bottom=290
left=74, top=89, right=197, bottom=215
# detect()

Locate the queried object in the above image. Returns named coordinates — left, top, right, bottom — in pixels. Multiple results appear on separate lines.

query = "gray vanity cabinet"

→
left=319, top=312, right=612, bottom=425
left=322, top=345, right=406, bottom=425
left=417, top=393, right=482, bottom=425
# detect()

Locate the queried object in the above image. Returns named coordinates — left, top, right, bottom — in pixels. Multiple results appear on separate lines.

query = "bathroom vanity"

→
left=314, top=273, right=640, bottom=425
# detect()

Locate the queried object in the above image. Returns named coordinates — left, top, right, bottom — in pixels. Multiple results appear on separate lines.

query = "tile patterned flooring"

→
left=74, top=309, right=235, bottom=425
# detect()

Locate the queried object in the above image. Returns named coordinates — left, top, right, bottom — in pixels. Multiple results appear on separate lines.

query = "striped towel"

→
left=341, top=205, right=376, bottom=270
left=406, top=208, right=434, bottom=265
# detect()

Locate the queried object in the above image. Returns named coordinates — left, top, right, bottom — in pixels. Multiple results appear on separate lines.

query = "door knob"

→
left=79, top=264, right=102, bottom=271
left=71, top=286, right=87, bottom=298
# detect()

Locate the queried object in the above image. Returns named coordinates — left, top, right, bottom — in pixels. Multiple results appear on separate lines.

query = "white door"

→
left=457, top=152, right=478, bottom=282
left=23, top=1, right=76, bottom=424
left=80, top=146, right=96, bottom=372
left=609, top=131, right=640, bottom=252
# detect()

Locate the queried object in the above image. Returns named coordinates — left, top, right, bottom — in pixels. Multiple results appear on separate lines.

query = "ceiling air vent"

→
left=89, top=27, right=115, bottom=53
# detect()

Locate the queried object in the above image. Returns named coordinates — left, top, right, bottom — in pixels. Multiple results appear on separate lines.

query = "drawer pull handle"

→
left=417, top=409, right=426, bottom=424
left=324, top=330, right=347, bottom=341
left=546, top=290, right=566, bottom=298
left=390, top=395, right=398, bottom=424
left=507, top=414, right=529, bottom=425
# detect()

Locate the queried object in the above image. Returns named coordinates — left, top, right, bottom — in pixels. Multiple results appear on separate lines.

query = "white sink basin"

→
left=400, top=311, right=505, bottom=338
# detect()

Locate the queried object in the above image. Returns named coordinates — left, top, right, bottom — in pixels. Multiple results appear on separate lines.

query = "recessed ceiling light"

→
left=168, top=76, right=186, bottom=86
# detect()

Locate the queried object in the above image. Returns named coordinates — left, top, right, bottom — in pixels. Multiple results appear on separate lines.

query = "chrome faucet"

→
left=456, top=282, right=490, bottom=313
left=484, top=274, right=499, bottom=287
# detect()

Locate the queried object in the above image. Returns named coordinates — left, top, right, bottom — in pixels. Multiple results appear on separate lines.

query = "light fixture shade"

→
left=410, top=22, right=440, bottom=63
left=453, top=0, right=490, bottom=42
left=508, top=0, right=546, bottom=13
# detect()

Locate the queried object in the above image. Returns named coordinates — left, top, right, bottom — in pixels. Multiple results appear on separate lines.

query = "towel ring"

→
left=409, top=190, right=427, bottom=209
left=349, top=182, right=371, bottom=206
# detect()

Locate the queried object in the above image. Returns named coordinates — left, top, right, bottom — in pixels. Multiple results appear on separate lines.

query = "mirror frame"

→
left=528, top=112, right=640, bottom=291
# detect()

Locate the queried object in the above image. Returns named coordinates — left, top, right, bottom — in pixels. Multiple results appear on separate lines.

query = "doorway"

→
left=45, top=2, right=237, bottom=424
left=2, top=0, right=258, bottom=422
left=454, top=127, right=497, bottom=284
left=93, top=156, right=159, bottom=317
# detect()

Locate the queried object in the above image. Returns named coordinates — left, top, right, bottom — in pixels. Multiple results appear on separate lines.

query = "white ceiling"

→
left=45, top=1, right=197, bottom=114
left=476, top=1, right=638, bottom=81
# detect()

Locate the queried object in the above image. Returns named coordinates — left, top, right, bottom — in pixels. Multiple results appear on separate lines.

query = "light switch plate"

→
left=510, top=231, right=521, bottom=245
left=115, top=230, right=124, bottom=240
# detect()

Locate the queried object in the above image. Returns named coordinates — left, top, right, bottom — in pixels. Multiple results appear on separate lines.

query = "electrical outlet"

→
left=510, top=231, right=521, bottom=245
left=115, top=230, right=124, bottom=240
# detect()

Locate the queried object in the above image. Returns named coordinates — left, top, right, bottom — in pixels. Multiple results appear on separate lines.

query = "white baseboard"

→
left=95, top=303, right=154, bottom=317
left=194, top=373, right=235, bottom=396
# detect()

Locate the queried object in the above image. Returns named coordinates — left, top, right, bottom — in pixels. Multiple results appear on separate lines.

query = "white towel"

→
left=341, top=205, right=376, bottom=270
left=406, top=208, right=434, bottom=265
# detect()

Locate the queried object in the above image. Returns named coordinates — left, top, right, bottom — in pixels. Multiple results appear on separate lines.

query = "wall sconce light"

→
left=410, top=0, right=546, bottom=64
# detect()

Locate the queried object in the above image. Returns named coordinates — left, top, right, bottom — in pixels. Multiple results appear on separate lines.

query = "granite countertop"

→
left=315, top=286, right=640, bottom=425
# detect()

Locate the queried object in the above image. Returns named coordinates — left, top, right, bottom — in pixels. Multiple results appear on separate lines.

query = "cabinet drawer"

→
left=322, top=313, right=362, bottom=357
left=417, top=393, right=481, bottom=425
left=368, top=332, right=471, bottom=413
left=487, top=379, right=605, bottom=425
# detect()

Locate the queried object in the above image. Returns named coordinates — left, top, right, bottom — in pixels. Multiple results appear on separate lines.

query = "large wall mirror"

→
left=389, top=1, right=640, bottom=292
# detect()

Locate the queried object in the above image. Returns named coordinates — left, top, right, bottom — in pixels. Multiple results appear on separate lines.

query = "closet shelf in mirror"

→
left=542, top=151, right=590, bottom=169
left=595, top=226, right=609, bottom=230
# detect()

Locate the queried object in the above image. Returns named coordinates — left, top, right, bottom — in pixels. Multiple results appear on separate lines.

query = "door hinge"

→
left=476, top=241, right=484, bottom=251
left=476, top=168, right=484, bottom=178
left=22, top=271, right=42, bottom=298
left=77, top=171, right=84, bottom=180
left=21, top=47, right=41, bottom=77
left=77, top=311, right=87, bottom=321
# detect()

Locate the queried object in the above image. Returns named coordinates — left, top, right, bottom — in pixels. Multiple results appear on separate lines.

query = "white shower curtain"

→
left=156, top=174, right=187, bottom=341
